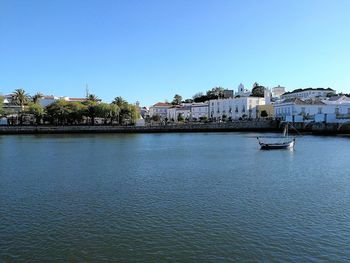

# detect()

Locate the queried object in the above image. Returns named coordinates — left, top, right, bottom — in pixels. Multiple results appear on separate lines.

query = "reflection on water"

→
left=1, top=133, right=350, bottom=262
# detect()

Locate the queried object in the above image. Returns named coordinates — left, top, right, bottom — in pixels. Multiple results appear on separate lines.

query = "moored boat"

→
left=257, top=123, right=296, bottom=150
left=258, top=137, right=295, bottom=149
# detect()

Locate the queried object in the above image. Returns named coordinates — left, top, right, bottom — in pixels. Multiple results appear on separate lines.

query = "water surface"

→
left=1, top=133, right=350, bottom=262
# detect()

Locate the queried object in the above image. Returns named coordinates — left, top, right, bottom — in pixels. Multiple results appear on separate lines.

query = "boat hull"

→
left=259, top=140, right=295, bottom=150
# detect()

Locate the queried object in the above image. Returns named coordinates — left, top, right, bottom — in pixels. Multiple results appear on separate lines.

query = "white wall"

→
left=281, top=90, right=335, bottom=100
left=149, top=107, right=169, bottom=118
left=275, top=102, right=350, bottom=123
left=209, top=97, right=265, bottom=120
left=39, top=98, right=58, bottom=107
left=191, top=105, right=209, bottom=120
left=167, top=108, right=191, bottom=122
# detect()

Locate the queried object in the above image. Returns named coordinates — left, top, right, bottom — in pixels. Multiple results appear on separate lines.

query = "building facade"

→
left=149, top=102, right=172, bottom=119
left=191, top=103, right=209, bottom=120
left=209, top=97, right=265, bottom=120
left=257, top=104, right=274, bottom=118
left=272, top=85, right=286, bottom=98
left=274, top=98, right=350, bottom=123
left=167, top=106, right=191, bottom=122
left=281, top=88, right=336, bottom=100
left=38, top=96, right=60, bottom=107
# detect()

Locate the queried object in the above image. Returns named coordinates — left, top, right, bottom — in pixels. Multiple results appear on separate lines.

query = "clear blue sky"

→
left=1, top=0, right=349, bottom=105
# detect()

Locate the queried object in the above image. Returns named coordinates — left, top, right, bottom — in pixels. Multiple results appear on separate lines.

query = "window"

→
left=335, top=107, right=340, bottom=114
left=301, top=107, right=306, bottom=114
left=348, top=108, right=350, bottom=114
left=318, top=107, right=322, bottom=114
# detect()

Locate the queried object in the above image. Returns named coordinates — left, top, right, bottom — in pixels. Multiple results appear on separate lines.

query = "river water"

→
left=1, top=133, right=350, bottom=262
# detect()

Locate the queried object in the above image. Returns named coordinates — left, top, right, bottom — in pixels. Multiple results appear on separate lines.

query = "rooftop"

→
left=153, top=102, right=172, bottom=107
left=326, top=95, right=350, bottom=102
left=279, top=98, right=326, bottom=105
left=282, top=87, right=334, bottom=96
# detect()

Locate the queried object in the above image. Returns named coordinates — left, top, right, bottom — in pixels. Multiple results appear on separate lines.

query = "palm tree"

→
left=32, top=92, right=44, bottom=104
left=112, top=96, right=125, bottom=107
left=12, top=89, right=29, bottom=110
left=87, top=94, right=99, bottom=103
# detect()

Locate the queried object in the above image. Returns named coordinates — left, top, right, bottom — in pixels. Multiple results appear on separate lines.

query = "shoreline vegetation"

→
left=0, top=90, right=140, bottom=126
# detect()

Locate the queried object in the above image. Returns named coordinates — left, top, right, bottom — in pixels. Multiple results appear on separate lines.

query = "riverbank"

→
left=1, top=120, right=350, bottom=135
left=0, top=121, right=279, bottom=134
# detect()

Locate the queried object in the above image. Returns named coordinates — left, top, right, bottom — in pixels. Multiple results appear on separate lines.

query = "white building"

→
left=149, top=102, right=172, bottom=119
left=272, top=85, right=286, bottom=98
left=191, top=103, right=209, bottom=120
left=235, top=83, right=251, bottom=97
left=38, top=95, right=87, bottom=107
left=281, top=88, right=335, bottom=100
left=38, top=96, right=60, bottom=107
left=167, top=105, right=191, bottom=122
left=322, top=95, right=350, bottom=105
left=274, top=98, right=350, bottom=123
left=209, top=97, right=266, bottom=120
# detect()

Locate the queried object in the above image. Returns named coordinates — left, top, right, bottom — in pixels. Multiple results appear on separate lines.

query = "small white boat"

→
left=257, top=123, right=296, bottom=150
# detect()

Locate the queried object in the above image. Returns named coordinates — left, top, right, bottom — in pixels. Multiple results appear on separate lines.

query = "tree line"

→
left=169, top=83, right=266, bottom=105
left=1, top=89, right=140, bottom=125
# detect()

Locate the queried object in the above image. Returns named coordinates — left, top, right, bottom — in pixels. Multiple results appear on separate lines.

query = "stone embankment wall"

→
left=0, top=120, right=279, bottom=134
left=284, top=122, right=350, bottom=134
left=1, top=120, right=349, bottom=135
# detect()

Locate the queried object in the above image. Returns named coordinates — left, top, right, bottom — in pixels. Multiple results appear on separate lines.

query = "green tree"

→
left=119, top=103, right=140, bottom=125
left=260, top=110, right=268, bottom=118
left=112, top=96, right=126, bottom=107
left=251, top=83, right=265, bottom=97
left=199, top=116, right=208, bottom=122
left=86, top=102, right=97, bottom=125
left=177, top=114, right=185, bottom=122
left=46, top=100, right=71, bottom=125
left=67, top=102, right=87, bottom=124
left=27, top=103, right=45, bottom=124
left=32, top=92, right=44, bottom=104
left=193, top=92, right=203, bottom=99
left=0, top=96, right=4, bottom=116
left=95, top=103, right=115, bottom=124
left=172, top=94, right=182, bottom=105
left=207, top=87, right=225, bottom=99
left=109, top=103, right=120, bottom=124
left=13, top=89, right=30, bottom=110
left=87, top=94, right=100, bottom=103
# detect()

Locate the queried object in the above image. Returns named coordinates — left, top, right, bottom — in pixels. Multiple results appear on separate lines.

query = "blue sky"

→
left=1, top=0, right=350, bottom=105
